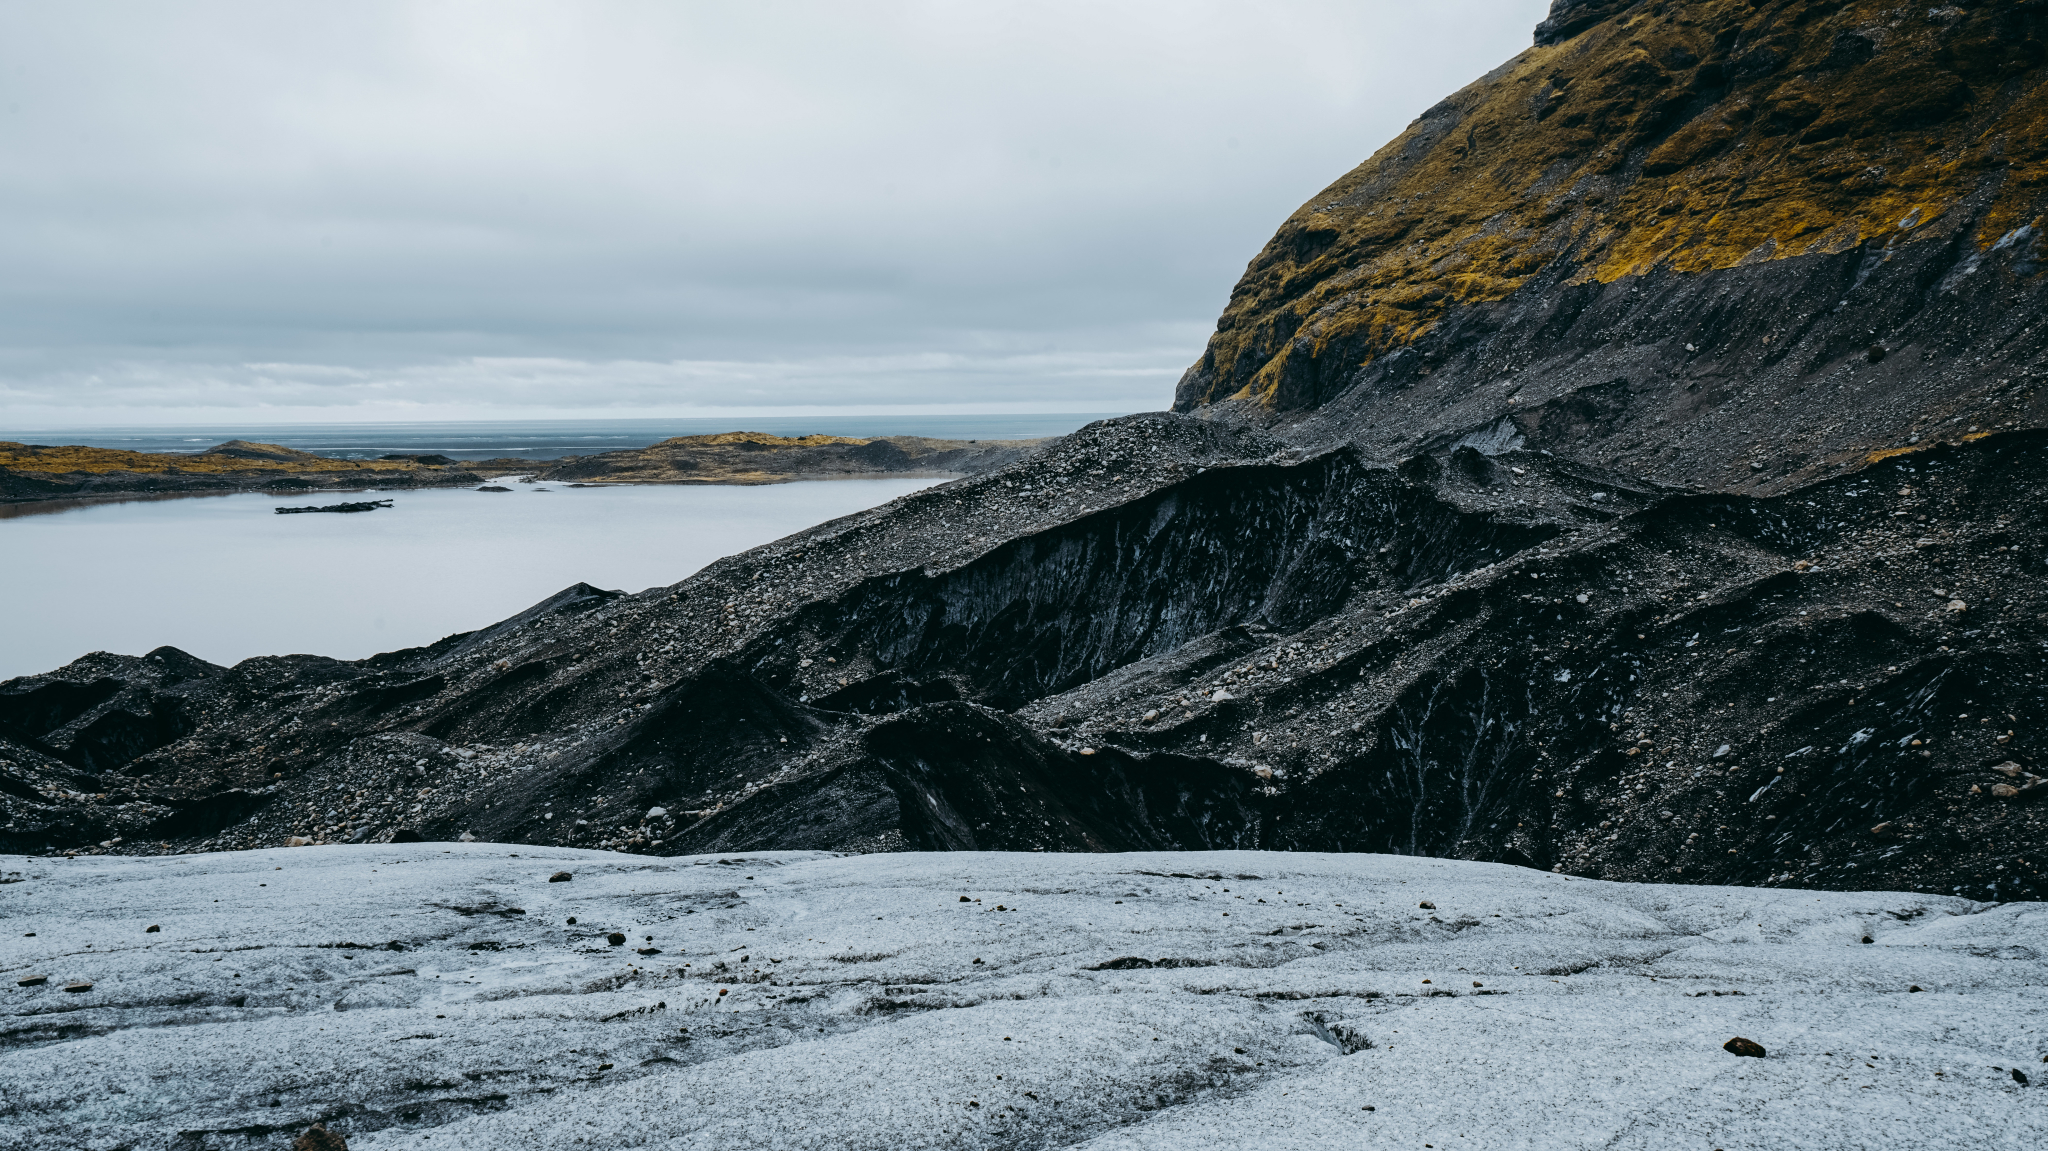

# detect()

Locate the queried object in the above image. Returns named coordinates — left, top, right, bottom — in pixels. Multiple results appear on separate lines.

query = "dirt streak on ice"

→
left=0, top=847, right=2041, bottom=1150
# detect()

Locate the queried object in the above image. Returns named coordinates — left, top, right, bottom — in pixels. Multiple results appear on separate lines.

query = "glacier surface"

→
left=2, top=846, right=2042, bottom=1149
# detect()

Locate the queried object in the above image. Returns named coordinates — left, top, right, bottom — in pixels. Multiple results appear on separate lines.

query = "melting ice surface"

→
left=0, top=479, right=938, bottom=679
left=3, top=847, right=2042, bottom=1150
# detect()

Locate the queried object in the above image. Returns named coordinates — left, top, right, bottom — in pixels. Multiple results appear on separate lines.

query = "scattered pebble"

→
left=548, top=871, right=572, bottom=883
left=1723, top=1037, right=1767, bottom=1058
left=292, top=1121, right=348, bottom=1151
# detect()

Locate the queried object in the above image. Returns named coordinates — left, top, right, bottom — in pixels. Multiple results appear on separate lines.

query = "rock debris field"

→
left=2, top=846, right=2041, bottom=1150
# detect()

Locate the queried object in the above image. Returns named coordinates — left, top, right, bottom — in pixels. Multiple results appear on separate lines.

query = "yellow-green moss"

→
left=654, top=432, right=873, bottom=449
left=0, top=442, right=419, bottom=476
left=1192, top=0, right=2048, bottom=406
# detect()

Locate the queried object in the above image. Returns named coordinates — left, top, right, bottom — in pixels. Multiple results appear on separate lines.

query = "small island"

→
left=0, top=431, right=1050, bottom=505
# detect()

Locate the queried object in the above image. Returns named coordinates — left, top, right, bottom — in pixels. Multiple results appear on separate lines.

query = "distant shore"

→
left=0, top=431, right=1053, bottom=505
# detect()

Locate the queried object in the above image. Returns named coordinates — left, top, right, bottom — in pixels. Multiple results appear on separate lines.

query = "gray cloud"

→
left=0, top=0, right=1546, bottom=424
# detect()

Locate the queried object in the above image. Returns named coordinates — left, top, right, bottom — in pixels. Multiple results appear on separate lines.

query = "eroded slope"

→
left=4, top=415, right=2041, bottom=901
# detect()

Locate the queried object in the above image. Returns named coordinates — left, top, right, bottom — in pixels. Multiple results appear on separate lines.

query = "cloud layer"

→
left=0, top=1, right=1545, bottom=424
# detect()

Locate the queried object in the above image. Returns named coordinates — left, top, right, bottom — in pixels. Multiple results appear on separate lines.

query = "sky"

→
left=0, top=1, right=1549, bottom=427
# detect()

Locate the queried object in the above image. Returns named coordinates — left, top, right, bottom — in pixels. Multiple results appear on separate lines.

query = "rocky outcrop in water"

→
left=274, top=500, right=395, bottom=515
left=3, top=1, right=2044, bottom=901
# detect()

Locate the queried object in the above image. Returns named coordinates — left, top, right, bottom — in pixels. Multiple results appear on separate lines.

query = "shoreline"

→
left=1, top=430, right=1053, bottom=507
left=0, top=469, right=974, bottom=518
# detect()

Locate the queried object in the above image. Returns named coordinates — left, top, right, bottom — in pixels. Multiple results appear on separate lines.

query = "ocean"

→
left=0, top=477, right=940, bottom=680
left=0, top=413, right=1121, bottom=461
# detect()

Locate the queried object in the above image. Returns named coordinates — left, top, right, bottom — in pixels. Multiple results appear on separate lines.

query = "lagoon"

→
left=0, top=478, right=937, bottom=680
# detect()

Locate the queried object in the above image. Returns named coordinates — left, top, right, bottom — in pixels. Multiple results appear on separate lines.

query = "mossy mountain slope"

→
left=1176, top=0, right=2048, bottom=492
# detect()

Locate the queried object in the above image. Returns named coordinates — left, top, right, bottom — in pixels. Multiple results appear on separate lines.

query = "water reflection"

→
left=0, top=479, right=937, bottom=679
left=0, top=490, right=244, bottom=521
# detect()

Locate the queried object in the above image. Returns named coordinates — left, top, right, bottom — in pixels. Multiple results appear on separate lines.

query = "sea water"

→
left=0, top=414, right=1113, bottom=461
left=0, top=478, right=939, bottom=680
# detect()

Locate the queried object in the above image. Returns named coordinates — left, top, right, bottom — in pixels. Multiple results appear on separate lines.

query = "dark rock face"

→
left=1533, top=0, right=1633, bottom=48
left=4, top=1, right=2043, bottom=902
left=5, top=415, right=2042, bottom=900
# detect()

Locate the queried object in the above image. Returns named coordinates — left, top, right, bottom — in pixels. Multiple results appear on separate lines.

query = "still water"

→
left=0, top=479, right=937, bottom=680
left=0, top=414, right=1112, bottom=461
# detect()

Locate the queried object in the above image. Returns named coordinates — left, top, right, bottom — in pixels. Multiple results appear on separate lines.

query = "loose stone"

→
left=292, top=1123, right=349, bottom=1151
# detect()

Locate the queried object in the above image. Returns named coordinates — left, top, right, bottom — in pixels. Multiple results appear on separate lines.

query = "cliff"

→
left=1176, top=0, right=2046, bottom=492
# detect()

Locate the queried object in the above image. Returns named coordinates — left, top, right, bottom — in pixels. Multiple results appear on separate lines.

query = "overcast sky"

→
left=0, top=1, right=1546, bottom=427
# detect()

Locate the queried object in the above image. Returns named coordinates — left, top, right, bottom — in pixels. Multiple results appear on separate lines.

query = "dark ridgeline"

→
left=0, top=433, right=1039, bottom=504
left=3, top=0, right=2044, bottom=900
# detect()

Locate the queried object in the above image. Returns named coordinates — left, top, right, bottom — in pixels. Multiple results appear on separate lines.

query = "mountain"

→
left=2, top=0, right=2042, bottom=902
left=1177, top=0, right=2045, bottom=491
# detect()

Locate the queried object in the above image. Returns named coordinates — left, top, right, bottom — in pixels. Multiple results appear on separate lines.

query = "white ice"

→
left=2, top=846, right=2042, bottom=1150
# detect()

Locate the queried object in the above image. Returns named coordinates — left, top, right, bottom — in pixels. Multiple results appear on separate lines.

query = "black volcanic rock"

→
left=5, top=414, right=2041, bottom=900
left=4, top=2, right=2044, bottom=903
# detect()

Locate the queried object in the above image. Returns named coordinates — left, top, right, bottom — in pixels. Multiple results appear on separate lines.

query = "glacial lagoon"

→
left=0, top=478, right=938, bottom=679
